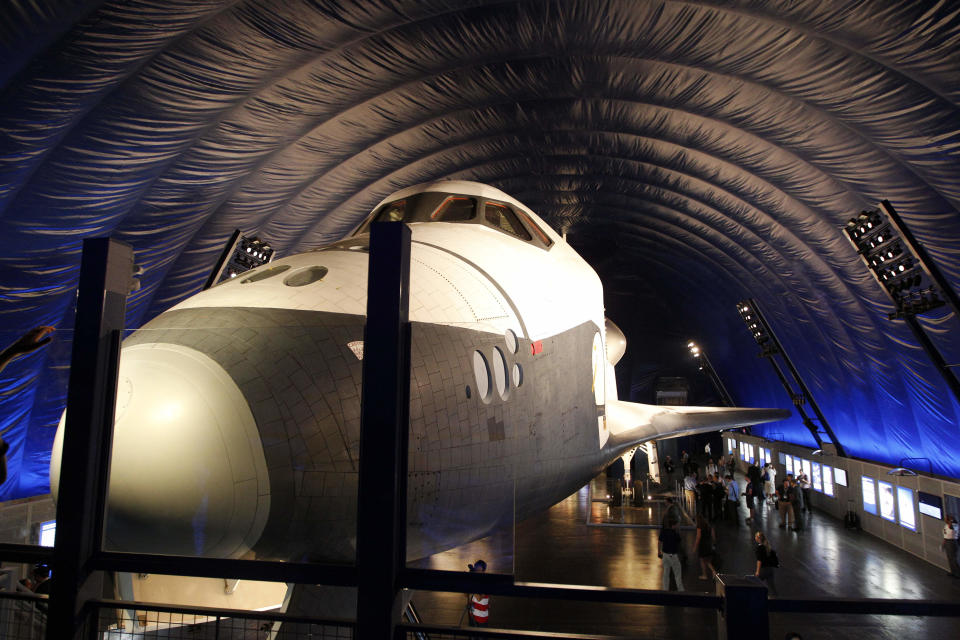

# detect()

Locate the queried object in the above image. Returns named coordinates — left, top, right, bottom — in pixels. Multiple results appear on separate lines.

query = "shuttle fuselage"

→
left=52, top=181, right=786, bottom=563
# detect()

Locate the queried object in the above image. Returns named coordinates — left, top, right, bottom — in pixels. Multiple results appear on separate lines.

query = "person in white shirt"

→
left=941, top=515, right=960, bottom=577
left=763, top=464, right=777, bottom=506
left=683, top=473, right=697, bottom=511
left=705, top=459, right=718, bottom=479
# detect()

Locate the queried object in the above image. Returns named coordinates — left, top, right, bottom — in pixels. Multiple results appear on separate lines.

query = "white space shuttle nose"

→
left=52, top=342, right=270, bottom=558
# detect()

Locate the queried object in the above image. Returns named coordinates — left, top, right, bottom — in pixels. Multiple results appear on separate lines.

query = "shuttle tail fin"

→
left=605, top=400, right=789, bottom=451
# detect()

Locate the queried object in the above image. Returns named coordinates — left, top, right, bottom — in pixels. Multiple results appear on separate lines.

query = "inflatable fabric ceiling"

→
left=1, top=0, right=959, bottom=498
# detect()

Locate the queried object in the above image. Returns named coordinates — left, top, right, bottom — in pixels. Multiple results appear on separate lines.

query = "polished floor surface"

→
left=409, top=474, right=960, bottom=639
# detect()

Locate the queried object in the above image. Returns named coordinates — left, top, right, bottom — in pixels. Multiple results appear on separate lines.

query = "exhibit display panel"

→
left=812, top=462, right=822, bottom=492
left=862, top=477, right=878, bottom=515
left=778, top=452, right=786, bottom=465
left=918, top=491, right=943, bottom=519
left=822, top=465, right=834, bottom=497
left=801, top=459, right=812, bottom=484
left=835, top=468, right=848, bottom=487
left=897, top=487, right=916, bottom=531
left=878, top=481, right=896, bottom=522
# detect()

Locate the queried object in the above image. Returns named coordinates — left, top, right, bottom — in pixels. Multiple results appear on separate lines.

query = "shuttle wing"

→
left=605, top=400, right=790, bottom=451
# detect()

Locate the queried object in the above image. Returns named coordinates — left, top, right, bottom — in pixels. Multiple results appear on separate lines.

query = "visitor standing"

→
left=753, top=531, right=779, bottom=596
left=942, top=515, right=960, bottom=577
left=658, top=518, right=684, bottom=591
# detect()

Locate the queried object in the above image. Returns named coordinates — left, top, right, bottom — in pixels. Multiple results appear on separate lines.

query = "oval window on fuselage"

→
left=284, top=266, right=328, bottom=287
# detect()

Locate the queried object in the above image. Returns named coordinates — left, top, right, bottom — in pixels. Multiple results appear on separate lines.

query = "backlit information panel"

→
left=878, top=481, right=896, bottom=522
left=897, top=486, right=916, bottom=531
left=835, top=468, right=848, bottom=486
left=812, top=462, right=822, bottom=492
left=862, top=476, right=877, bottom=515
left=918, top=492, right=942, bottom=519
left=822, top=466, right=834, bottom=497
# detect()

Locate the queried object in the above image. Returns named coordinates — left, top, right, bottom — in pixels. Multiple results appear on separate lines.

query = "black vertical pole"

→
left=48, top=238, right=132, bottom=640
left=716, top=574, right=769, bottom=640
left=356, top=222, right=411, bottom=640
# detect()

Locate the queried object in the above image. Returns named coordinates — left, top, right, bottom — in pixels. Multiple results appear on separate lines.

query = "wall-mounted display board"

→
left=897, top=486, right=916, bottom=531
left=918, top=491, right=942, bottom=520
left=778, top=452, right=786, bottom=465
left=812, top=462, right=822, bottom=492
left=822, top=466, right=834, bottom=497
left=761, top=447, right=771, bottom=465
left=878, top=481, right=896, bottom=522
left=835, top=468, right=848, bottom=487
left=862, top=476, right=878, bottom=515
left=801, top=459, right=812, bottom=484
left=39, top=520, right=56, bottom=547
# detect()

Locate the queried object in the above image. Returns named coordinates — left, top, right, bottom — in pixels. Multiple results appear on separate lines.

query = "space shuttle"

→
left=52, top=180, right=787, bottom=565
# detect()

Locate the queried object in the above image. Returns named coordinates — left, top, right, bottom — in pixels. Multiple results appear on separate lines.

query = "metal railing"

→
left=90, top=599, right=355, bottom=639
left=0, top=591, right=47, bottom=640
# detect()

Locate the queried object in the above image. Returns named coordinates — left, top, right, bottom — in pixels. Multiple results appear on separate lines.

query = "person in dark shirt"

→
left=658, top=518, right=684, bottom=591
left=777, top=478, right=795, bottom=529
left=753, top=531, right=778, bottom=596
left=606, top=457, right=625, bottom=506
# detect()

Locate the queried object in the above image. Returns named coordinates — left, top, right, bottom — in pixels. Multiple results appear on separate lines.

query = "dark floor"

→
left=408, top=474, right=960, bottom=639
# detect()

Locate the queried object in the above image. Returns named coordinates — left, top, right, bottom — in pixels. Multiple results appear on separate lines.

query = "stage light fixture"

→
left=203, top=230, right=276, bottom=289
left=734, top=298, right=847, bottom=457
left=844, top=205, right=944, bottom=320
left=684, top=340, right=734, bottom=407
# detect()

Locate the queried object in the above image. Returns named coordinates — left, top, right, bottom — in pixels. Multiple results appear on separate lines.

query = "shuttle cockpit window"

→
left=483, top=202, right=532, bottom=241
left=353, top=193, right=477, bottom=235
left=514, top=208, right=553, bottom=248
left=430, top=195, right=475, bottom=221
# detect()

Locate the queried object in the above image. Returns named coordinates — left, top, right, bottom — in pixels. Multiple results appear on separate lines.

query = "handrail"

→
left=768, top=596, right=960, bottom=616
left=395, top=622, right=645, bottom=639
left=0, top=590, right=49, bottom=603
left=91, top=551, right=358, bottom=585
left=0, top=543, right=54, bottom=564
left=401, top=568, right=722, bottom=609
left=87, top=598, right=356, bottom=627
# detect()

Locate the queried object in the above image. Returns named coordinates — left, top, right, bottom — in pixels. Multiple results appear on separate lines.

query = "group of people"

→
left=682, top=466, right=744, bottom=524
left=657, top=509, right=781, bottom=597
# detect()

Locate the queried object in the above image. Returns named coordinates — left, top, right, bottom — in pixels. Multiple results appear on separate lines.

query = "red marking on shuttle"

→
left=531, top=340, right=543, bottom=355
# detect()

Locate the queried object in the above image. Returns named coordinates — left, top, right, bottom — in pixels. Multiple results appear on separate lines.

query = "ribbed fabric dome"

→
left=1, top=0, right=959, bottom=497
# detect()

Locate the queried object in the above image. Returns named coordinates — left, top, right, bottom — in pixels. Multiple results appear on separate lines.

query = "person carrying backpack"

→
left=753, top=531, right=779, bottom=596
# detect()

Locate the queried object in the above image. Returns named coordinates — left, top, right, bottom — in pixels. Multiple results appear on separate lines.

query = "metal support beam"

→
left=48, top=238, right=133, bottom=640
left=355, top=222, right=411, bottom=640
left=698, top=350, right=735, bottom=407
left=747, top=298, right=846, bottom=457
left=903, top=316, right=960, bottom=405
left=202, top=229, right=242, bottom=290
